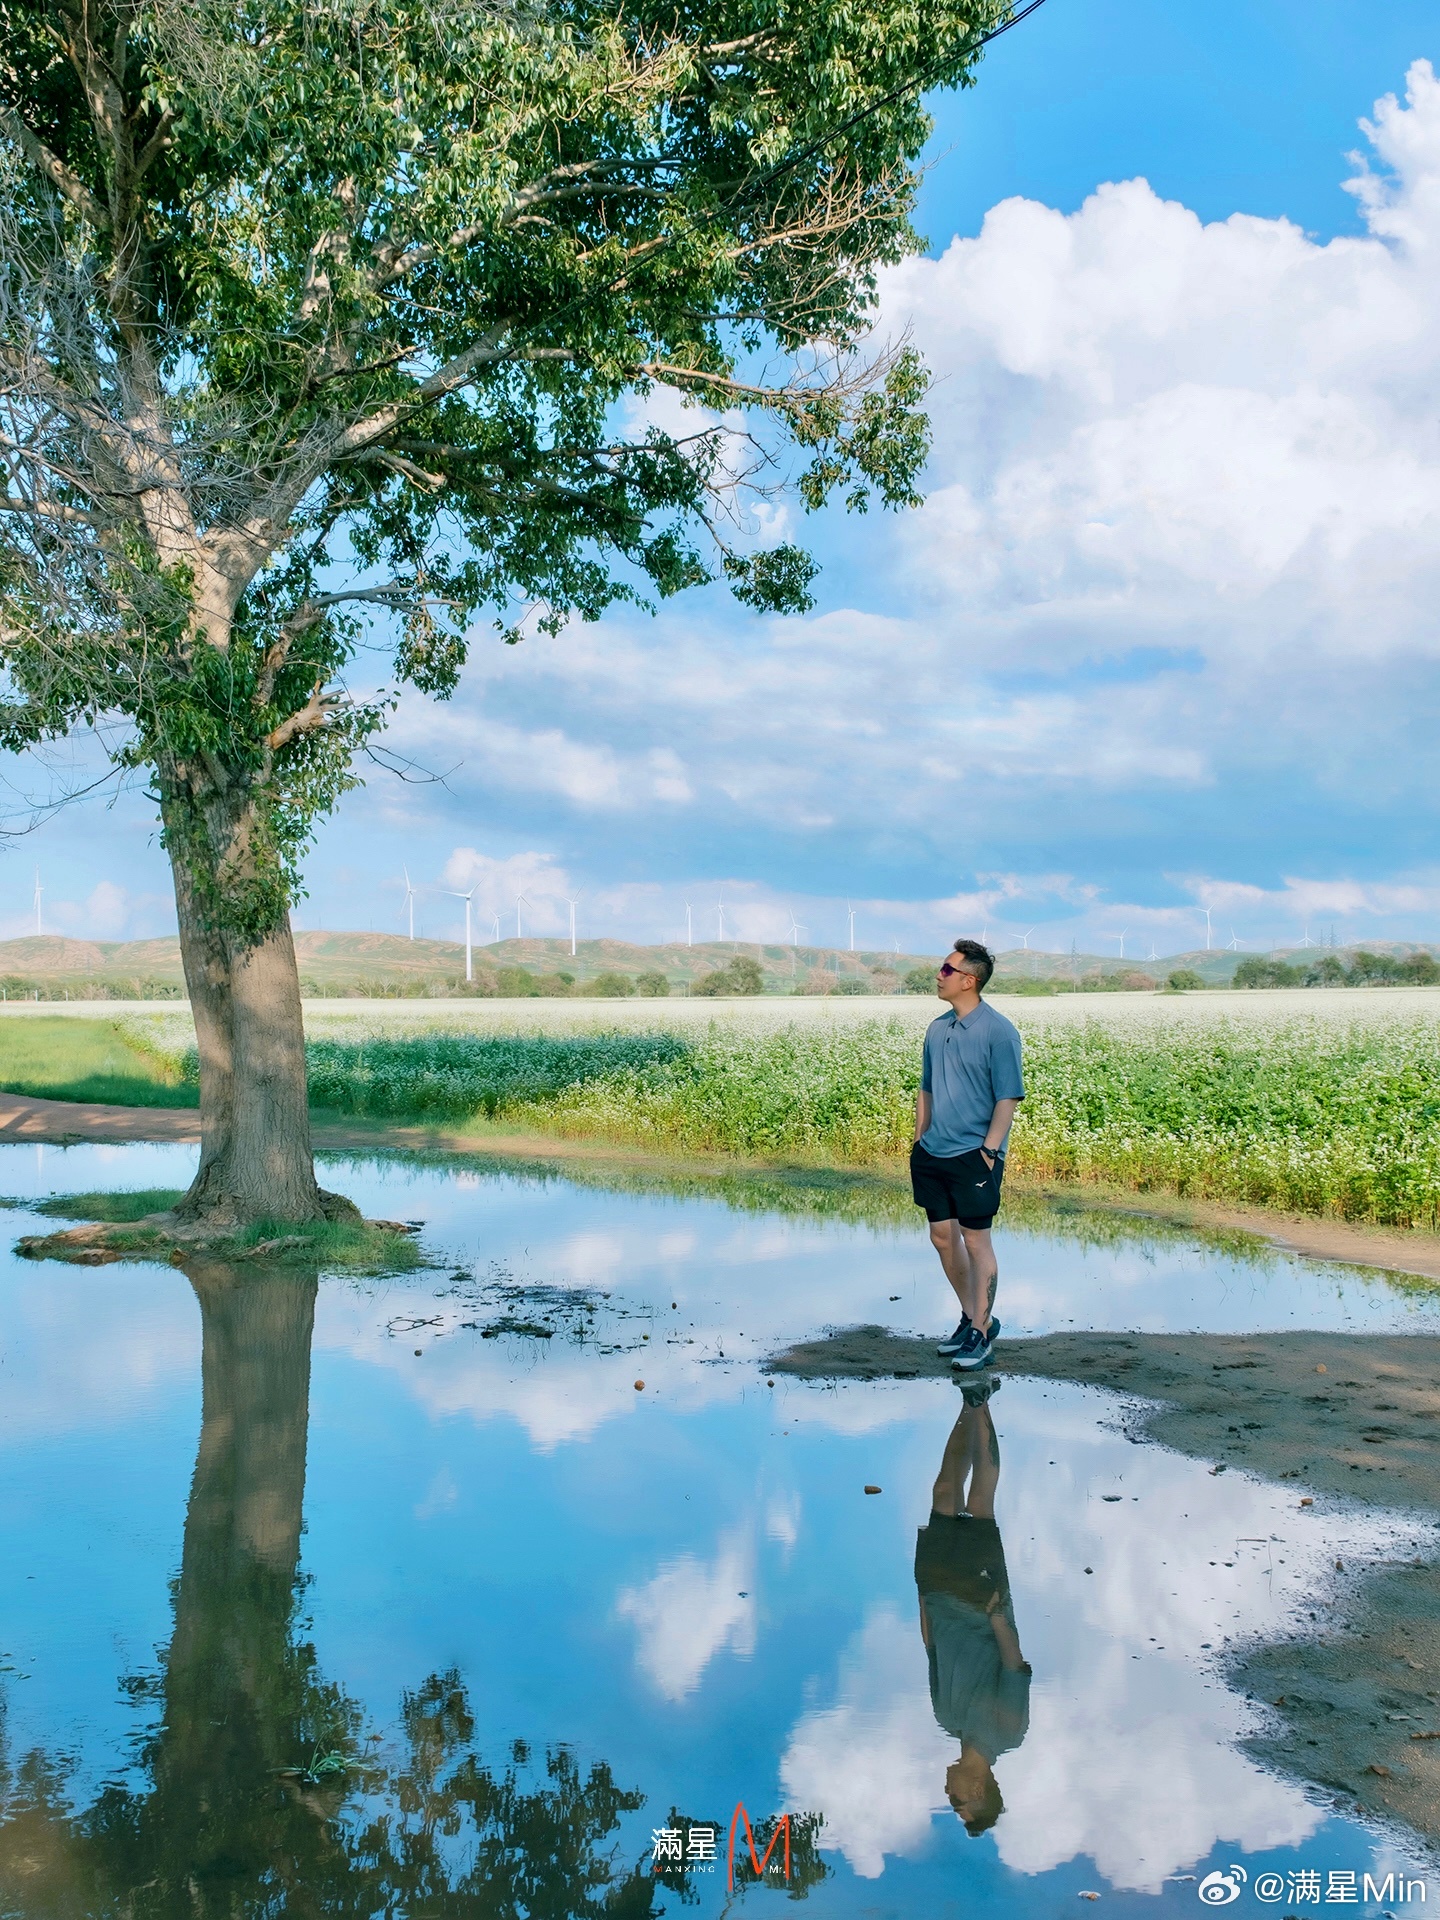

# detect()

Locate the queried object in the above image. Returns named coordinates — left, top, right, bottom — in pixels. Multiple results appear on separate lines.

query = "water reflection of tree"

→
left=0, top=1257, right=660, bottom=1918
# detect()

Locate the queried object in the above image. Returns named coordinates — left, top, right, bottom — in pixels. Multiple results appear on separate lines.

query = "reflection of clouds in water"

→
left=314, top=1290, right=759, bottom=1447
left=1018, top=1389, right=1399, bottom=1661
left=310, top=1151, right=1438, bottom=1341
left=414, top=1465, right=460, bottom=1520
left=1002, top=1649, right=1316, bottom=1891
left=765, top=1491, right=801, bottom=1553
left=781, top=1607, right=951, bottom=1877
left=1003, top=1394, right=1397, bottom=1890
left=615, top=1526, right=755, bottom=1700
left=549, top=1231, right=627, bottom=1284
left=0, top=1262, right=197, bottom=1438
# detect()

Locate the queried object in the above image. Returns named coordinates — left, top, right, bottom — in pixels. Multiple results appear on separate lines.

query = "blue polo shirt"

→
left=919, top=1000, right=1026, bottom=1158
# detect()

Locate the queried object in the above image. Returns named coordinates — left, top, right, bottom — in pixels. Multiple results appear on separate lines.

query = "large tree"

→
left=0, top=0, right=1009, bottom=1222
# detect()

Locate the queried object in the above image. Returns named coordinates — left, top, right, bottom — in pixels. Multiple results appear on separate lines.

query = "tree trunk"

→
left=227, top=916, right=325, bottom=1221
left=168, top=817, right=235, bottom=1206
left=162, top=770, right=333, bottom=1225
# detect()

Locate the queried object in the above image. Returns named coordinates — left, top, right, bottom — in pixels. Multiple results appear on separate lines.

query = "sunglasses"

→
left=939, top=961, right=977, bottom=979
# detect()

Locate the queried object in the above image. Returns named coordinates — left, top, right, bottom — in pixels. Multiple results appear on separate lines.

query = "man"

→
left=910, top=938, right=1024, bottom=1370
left=915, top=1376, right=1031, bottom=1837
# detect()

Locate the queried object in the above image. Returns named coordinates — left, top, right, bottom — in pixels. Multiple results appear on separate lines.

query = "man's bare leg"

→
left=927, top=1218, right=972, bottom=1318
left=957, top=1224, right=998, bottom=1335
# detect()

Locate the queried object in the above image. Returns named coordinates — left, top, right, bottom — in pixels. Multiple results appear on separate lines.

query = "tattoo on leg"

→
left=986, top=1272, right=997, bottom=1312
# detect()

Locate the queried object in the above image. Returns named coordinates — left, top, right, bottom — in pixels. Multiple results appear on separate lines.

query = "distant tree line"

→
left=1233, top=951, right=1440, bottom=989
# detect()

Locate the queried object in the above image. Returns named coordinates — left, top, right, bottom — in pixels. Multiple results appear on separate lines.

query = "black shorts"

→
left=914, top=1513, right=1010, bottom=1610
left=910, top=1141, right=1003, bottom=1229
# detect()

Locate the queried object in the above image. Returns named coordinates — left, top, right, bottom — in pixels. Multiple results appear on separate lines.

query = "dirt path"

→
left=771, top=1325, right=1440, bottom=1848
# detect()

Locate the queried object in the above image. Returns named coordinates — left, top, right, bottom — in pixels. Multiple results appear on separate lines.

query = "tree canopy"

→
left=0, top=0, right=1008, bottom=901
left=0, top=0, right=1012, bottom=1218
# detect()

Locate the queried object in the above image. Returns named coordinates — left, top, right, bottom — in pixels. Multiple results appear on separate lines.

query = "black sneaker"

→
left=936, top=1315, right=972, bottom=1357
left=950, top=1316, right=1001, bottom=1372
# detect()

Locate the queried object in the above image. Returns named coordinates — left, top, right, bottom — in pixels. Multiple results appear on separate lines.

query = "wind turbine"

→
left=1201, top=906, right=1212, bottom=951
left=1114, top=929, right=1128, bottom=960
left=1019, top=927, right=1035, bottom=952
left=1300, top=926, right=1314, bottom=949
left=515, top=893, right=530, bottom=940
left=684, top=902, right=693, bottom=947
left=716, top=895, right=726, bottom=942
left=32, top=868, right=42, bottom=938
left=448, top=886, right=475, bottom=982
left=1227, top=929, right=1242, bottom=951
left=566, top=896, right=580, bottom=957
left=788, top=912, right=807, bottom=975
left=401, top=868, right=416, bottom=940
left=847, top=901, right=856, bottom=952
left=491, top=914, right=501, bottom=944
left=1147, top=942, right=1158, bottom=962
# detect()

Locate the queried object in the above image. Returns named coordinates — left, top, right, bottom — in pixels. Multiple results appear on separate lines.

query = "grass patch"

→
left=0, top=1018, right=196, bottom=1107
left=225, top=1216, right=423, bottom=1273
left=32, top=1188, right=185, bottom=1222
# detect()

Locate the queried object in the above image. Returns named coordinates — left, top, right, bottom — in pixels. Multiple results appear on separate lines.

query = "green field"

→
left=8, top=1006, right=1440, bottom=1230
left=0, top=1017, right=196, bottom=1107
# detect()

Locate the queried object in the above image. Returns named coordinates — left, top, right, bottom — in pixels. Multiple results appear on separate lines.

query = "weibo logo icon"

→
left=1197, top=1867, right=1248, bottom=1905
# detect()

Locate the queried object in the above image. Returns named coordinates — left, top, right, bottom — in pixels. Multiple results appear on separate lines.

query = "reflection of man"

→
left=914, top=1380, right=1031, bottom=1837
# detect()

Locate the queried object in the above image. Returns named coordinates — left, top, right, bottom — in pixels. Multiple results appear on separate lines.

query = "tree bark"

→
left=227, top=917, right=325, bottom=1221
left=162, top=770, right=333, bottom=1225
left=166, top=800, right=235, bottom=1211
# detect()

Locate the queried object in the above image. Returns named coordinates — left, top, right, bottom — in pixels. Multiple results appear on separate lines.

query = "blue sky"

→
left=13, top=0, right=1440, bottom=959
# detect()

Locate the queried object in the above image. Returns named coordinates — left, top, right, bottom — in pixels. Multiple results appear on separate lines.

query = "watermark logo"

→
left=1198, top=1867, right=1248, bottom=1906
left=651, top=1825, right=717, bottom=1871
left=728, top=1804, right=791, bottom=1892
left=1198, top=1868, right=1427, bottom=1905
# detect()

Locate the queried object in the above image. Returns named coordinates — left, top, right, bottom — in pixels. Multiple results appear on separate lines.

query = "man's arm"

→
left=914, top=1089, right=931, bottom=1144
left=979, top=1097, right=1021, bottom=1163
left=987, top=1599, right=1026, bottom=1671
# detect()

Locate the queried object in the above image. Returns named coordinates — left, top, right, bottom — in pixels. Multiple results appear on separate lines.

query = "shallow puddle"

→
left=0, top=1142, right=1435, bottom=1914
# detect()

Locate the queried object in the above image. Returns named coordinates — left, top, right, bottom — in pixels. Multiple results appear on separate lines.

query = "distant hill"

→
left=0, top=932, right=1434, bottom=1000
left=0, top=931, right=936, bottom=999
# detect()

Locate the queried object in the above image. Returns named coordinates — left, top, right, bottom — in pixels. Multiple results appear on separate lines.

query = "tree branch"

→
left=255, top=585, right=412, bottom=707
left=132, top=106, right=176, bottom=181
left=0, top=492, right=105, bottom=529
left=264, top=683, right=345, bottom=752
left=0, top=104, right=111, bottom=228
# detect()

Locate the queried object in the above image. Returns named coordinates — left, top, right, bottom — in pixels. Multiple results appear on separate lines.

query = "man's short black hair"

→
left=951, top=939, right=995, bottom=990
